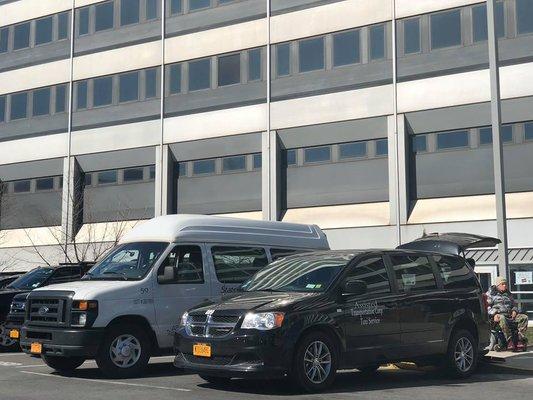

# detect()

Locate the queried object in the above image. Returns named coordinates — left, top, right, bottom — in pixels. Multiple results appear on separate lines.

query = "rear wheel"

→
left=42, top=355, right=85, bottom=373
left=444, top=329, right=478, bottom=378
left=199, top=375, right=232, bottom=385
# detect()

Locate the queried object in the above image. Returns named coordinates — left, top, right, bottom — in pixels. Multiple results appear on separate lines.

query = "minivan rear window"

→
left=433, top=255, right=477, bottom=289
left=211, top=246, right=268, bottom=284
left=390, top=255, right=437, bottom=291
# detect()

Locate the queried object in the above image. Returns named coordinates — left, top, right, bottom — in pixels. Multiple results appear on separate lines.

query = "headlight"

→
left=241, top=312, right=284, bottom=330
left=71, top=300, right=98, bottom=327
left=10, top=302, right=25, bottom=312
left=71, top=313, right=87, bottom=326
left=180, top=311, right=189, bottom=327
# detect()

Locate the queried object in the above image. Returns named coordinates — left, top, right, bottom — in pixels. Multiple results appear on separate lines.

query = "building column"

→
left=155, top=145, right=175, bottom=216
left=61, top=156, right=82, bottom=243
left=262, top=131, right=280, bottom=221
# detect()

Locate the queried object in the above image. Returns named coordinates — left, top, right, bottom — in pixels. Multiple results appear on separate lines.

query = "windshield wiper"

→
left=101, top=271, right=128, bottom=281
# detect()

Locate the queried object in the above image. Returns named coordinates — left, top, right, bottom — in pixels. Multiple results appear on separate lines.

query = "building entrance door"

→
left=475, top=265, right=497, bottom=292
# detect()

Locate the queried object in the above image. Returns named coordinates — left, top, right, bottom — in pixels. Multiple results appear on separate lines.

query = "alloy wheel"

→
left=303, top=340, right=332, bottom=384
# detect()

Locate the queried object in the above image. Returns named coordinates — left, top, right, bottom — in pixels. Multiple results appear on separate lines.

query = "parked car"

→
left=0, top=264, right=92, bottom=350
left=19, top=215, right=329, bottom=377
left=174, top=233, right=497, bottom=392
left=0, top=275, right=21, bottom=290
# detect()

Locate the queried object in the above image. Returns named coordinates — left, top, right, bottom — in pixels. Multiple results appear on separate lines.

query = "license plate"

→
left=9, top=329, right=19, bottom=339
left=193, top=343, right=211, bottom=358
left=30, top=342, right=42, bottom=354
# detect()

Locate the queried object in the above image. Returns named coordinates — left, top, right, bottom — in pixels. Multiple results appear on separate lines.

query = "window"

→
left=35, top=16, right=53, bottom=45
left=276, top=43, right=290, bottom=76
left=149, top=165, right=156, bottom=179
left=145, top=68, right=157, bottom=98
left=333, top=30, right=360, bottom=66
left=189, top=0, right=210, bottom=11
left=58, top=12, right=69, bottom=40
left=97, top=170, right=117, bottom=185
left=222, top=155, right=246, bottom=172
left=158, top=245, right=204, bottom=284
left=517, top=0, right=533, bottom=34
left=93, top=76, right=113, bottom=107
left=49, top=267, right=81, bottom=284
left=285, top=149, right=297, bottom=166
left=412, top=135, right=427, bottom=153
left=211, top=246, right=268, bottom=284
left=479, top=126, right=513, bottom=145
left=121, top=0, right=140, bottom=25
left=13, top=180, right=31, bottom=193
left=95, top=1, right=115, bottom=32
left=32, top=87, right=50, bottom=116
left=525, top=122, right=533, bottom=141
left=431, top=9, right=461, bottom=49
left=36, top=177, right=54, bottom=191
left=146, top=0, right=158, bottom=20
left=59, top=176, right=63, bottom=189
left=193, top=159, right=215, bottom=175
left=304, top=146, right=331, bottom=163
left=84, top=173, right=92, bottom=186
left=390, top=254, right=437, bottom=292
left=55, top=85, right=66, bottom=113
left=188, top=58, right=211, bottom=91
left=123, top=167, right=144, bottom=182
left=79, top=7, right=89, bottom=35
left=437, top=130, right=469, bottom=149
left=472, top=3, right=505, bottom=42
left=0, top=96, right=5, bottom=123
left=375, top=139, right=388, bottom=156
left=0, top=27, right=8, bottom=53
left=218, top=53, right=241, bottom=86
left=404, top=18, right=420, bottom=54
left=169, top=64, right=181, bottom=94
left=270, top=248, right=300, bottom=261
left=10, top=92, right=28, bottom=120
left=340, top=141, right=366, bottom=159
left=370, top=24, right=385, bottom=60
left=13, top=22, right=30, bottom=50
left=253, top=153, right=261, bottom=169
left=119, top=71, right=139, bottom=102
left=299, top=37, right=324, bottom=72
left=178, top=162, right=187, bottom=176
left=77, top=81, right=88, bottom=109
left=170, top=0, right=182, bottom=15
left=434, top=255, right=477, bottom=289
left=248, top=48, right=261, bottom=81
left=347, top=257, right=391, bottom=294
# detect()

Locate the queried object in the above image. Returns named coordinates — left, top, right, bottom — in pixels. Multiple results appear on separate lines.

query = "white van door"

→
left=153, top=244, right=211, bottom=349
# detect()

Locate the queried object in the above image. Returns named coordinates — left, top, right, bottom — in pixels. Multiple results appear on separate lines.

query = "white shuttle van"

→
left=20, top=215, right=329, bottom=377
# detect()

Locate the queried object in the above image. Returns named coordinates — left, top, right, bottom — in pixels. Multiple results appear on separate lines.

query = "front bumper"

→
left=174, top=328, right=290, bottom=378
left=20, top=325, right=104, bottom=358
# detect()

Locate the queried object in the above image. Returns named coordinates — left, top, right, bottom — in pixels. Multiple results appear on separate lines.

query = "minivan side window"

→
left=211, top=246, right=268, bottom=283
left=158, top=245, right=204, bottom=284
left=390, top=254, right=437, bottom=292
left=49, top=268, right=81, bottom=285
left=433, top=255, right=477, bottom=289
left=270, top=248, right=301, bottom=261
left=346, top=256, right=391, bottom=294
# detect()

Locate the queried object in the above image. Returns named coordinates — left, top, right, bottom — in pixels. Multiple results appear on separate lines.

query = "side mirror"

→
left=466, top=258, right=476, bottom=268
left=157, top=266, right=177, bottom=284
left=343, top=280, right=367, bottom=296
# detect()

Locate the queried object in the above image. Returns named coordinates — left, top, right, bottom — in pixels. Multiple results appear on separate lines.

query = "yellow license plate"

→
left=9, top=329, right=19, bottom=339
left=193, top=343, right=211, bottom=358
left=30, top=342, right=42, bottom=354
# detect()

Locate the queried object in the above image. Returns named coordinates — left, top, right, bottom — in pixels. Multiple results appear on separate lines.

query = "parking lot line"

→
left=19, top=371, right=192, bottom=392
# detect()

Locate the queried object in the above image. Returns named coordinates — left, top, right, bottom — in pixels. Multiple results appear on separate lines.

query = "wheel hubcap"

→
left=109, top=334, right=141, bottom=368
left=454, top=337, right=474, bottom=372
left=304, top=340, right=332, bottom=384
left=0, top=323, right=15, bottom=347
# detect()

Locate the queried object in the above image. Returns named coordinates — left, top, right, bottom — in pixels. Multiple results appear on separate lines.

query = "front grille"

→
left=28, top=298, right=66, bottom=326
left=186, top=312, right=241, bottom=338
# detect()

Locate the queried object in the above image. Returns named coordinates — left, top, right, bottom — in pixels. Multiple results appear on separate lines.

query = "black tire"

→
left=0, top=323, right=19, bottom=352
left=42, top=355, right=85, bottom=373
left=199, top=374, right=232, bottom=385
left=290, top=331, right=338, bottom=393
left=95, top=323, right=151, bottom=379
left=358, top=365, right=380, bottom=374
left=444, top=329, right=478, bottom=378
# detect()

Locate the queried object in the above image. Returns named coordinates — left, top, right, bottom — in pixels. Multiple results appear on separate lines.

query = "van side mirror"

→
left=466, top=258, right=476, bottom=268
left=157, top=266, right=177, bottom=284
left=343, top=280, right=367, bottom=296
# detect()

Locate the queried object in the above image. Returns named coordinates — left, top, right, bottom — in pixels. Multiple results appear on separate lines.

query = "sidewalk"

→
left=484, top=350, right=533, bottom=372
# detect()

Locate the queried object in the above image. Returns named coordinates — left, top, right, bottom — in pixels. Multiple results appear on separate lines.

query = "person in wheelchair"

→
left=487, top=276, right=528, bottom=351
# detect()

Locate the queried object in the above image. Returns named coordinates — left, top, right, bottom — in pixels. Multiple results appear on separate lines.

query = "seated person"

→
left=487, top=276, right=528, bottom=350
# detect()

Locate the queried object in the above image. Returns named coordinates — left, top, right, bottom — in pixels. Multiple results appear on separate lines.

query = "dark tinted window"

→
left=376, top=139, right=388, bottom=156
left=276, top=43, right=290, bottom=76
left=412, top=135, right=427, bottom=152
left=347, top=256, right=391, bottom=294
left=270, top=248, right=300, bottom=261
left=404, top=18, right=420, bottom=54
left=35, top=16, right=53, bottom=45
left=299, top=37, right=324, bottom=72
left=333, top=30, right=360, bottom=66
left=58, top=12, right=69, bottom=39
left=77, top=81, right=88, bottom=109
left=472, top=3, right=504, bottom=42
left=145, top=68, right=157, bottom=98
left=437, top=130, right=469, bottom=149
left=253, top=153, right=261, bottom=169
left=0, top=27, right=8, bottom=53
left=84, top=173, right=92, bottom=186
left=193, top=159, right=215, bottom=175
left=434, top=255, right=477, bottom=289
left=169, top=64, right=181, bottom=94
left=431, top=9, right=461, bottom=49
left=13, top=22, right=30, bottom=50
left=79, top=7, right=89, bottom=35
left=390, top=254, right=437, bottom=292
left=93, top=76, right=113, bottom=106
left=517, top=0, right=533, bottom=34
left=248, top=48, right=261, bottom=81
left=119, top=71, right=139, bottom=102
left=170, top=0, right=182, bottom=14
left=97, top=170, right=117, bottom=184
left=123, top=168, right=144, bottom=182
left=49, top=267, right=82, bottom=284
left=286, top=149, right=296, bottom=166
left=158, top=245, right=204, bottom=284
left=14, top=180, right=31, bottom=193
left=479, top=126, right=513, bottom=145
left=188, top=58, right=211, bottom=91
left=36, top=177, right=54, bottom=191
left=121, top=0, right=140, bottom=25
left=33, top=87, right=50, bottom=116
left=0, top=96, right=5, bottom=122
left=149, top=165, right=156, bottom=179
left=10, top=92, right=28, bottom=120
left=95, top=1, right=115, bottom=32
left=222, top=155, right=245, bottom=172
left=304, top=146, right=330, bottom=163
left=340, top=142, right=366, bottom=159
left=525, top=122, right=533, bottom=141
left=178, top=162, right=187, bottom=176
left=211, top=246, right=268, bottom=284
left=146, top=0, right=158, bottom=19
left=370, top=24, right=385, bottom=60
left=55, top=85, right=67, bottom=113
left=189, top=0, right=210, bottom=11
left=218, top=53, right=241, bottom=86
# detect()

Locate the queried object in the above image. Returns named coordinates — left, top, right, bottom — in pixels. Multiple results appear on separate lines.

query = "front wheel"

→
left=0, top=323, right=18, bottom=351
left=444, top=329, right=478, bottom=378
left=42, top=355, right=85, bottom=373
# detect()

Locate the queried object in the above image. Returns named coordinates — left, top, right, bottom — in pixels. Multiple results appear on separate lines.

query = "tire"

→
left=291, top=331, right=338, bottom=393
left=444, top=329, right=478, bottom=378
left=358, top=365, right=380, bottom=374
left=95, top=323, right=151, bottom=379
left=42, top=355, right=85, bottom=373
left=0, top=323, right=19, bottom=352
left=199, top=374, right=232, bottom=385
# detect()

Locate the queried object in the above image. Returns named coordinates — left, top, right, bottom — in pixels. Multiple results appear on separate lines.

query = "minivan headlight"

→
left=241, top=312, right=284, bottom=330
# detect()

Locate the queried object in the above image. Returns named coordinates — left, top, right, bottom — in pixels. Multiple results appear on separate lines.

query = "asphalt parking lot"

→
left=0, top=352, right=531, bottom=400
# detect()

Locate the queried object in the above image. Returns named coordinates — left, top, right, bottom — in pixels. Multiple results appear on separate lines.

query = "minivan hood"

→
left=33, top=280, right=141, bottom=300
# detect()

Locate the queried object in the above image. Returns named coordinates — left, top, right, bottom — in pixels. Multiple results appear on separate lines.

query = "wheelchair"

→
left=490, top=316, right=528, bottom=352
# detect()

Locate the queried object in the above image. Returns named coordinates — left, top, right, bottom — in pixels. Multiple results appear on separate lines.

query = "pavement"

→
left=0, top=351, right=531, bottom=400
left=484, top=349, right=533, bottom=372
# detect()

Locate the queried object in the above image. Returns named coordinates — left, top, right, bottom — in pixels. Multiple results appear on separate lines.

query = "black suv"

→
left=174, top=234, right=495, bottom=392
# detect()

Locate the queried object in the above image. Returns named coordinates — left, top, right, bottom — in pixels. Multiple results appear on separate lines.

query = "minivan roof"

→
left=119, top=214, right=330, bottom=250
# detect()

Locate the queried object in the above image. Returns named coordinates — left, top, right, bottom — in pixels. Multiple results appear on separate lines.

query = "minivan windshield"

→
left=241, top=253, right=355, bottom=293
left=7, top=267, right=54, bottom=290
left=83, top=242, right=168, bottom=281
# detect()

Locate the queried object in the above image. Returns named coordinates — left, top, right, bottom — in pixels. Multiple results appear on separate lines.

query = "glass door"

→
left=475, top=265, right=497, bottom=292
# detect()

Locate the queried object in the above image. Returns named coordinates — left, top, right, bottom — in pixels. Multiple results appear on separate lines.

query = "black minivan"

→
left=174, top=234, right=496, bottom=392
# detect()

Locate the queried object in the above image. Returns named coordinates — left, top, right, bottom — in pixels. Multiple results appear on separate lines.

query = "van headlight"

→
left=241, top=312, right=284, bottom=330
left=71, top=300, right=98, bottom=327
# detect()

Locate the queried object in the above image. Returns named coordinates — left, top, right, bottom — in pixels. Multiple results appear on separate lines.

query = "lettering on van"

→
left=350, top=301, right=384, bottom=326
left=221, top=285, right=243, bottom=294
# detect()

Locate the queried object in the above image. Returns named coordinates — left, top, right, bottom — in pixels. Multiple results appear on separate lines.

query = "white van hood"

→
left=33, top=280, right=143, bottom=300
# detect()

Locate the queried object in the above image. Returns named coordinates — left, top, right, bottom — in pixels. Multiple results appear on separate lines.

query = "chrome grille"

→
left=186, top=312, right=241, bottom=338
left=28, top=298, right=65, bottom=326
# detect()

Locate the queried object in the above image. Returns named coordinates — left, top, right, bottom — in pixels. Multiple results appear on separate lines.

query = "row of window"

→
left=84, top=165, right=155, bottom=187
left=168, top=0, right=240, bottom=17
left=5, top=176, right=62, bottom=194
left=0, top=84, right=67, bottom=123
left=178, top=153, right=261, bottom=178
left=0, top=11, right=69, bottom=54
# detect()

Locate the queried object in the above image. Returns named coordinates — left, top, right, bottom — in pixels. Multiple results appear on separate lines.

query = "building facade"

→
left=0, top=0, right=532, bottom=319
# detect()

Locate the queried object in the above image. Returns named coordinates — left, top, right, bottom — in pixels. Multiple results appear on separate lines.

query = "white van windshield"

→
left=83, top=242, right=168, bottom=281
